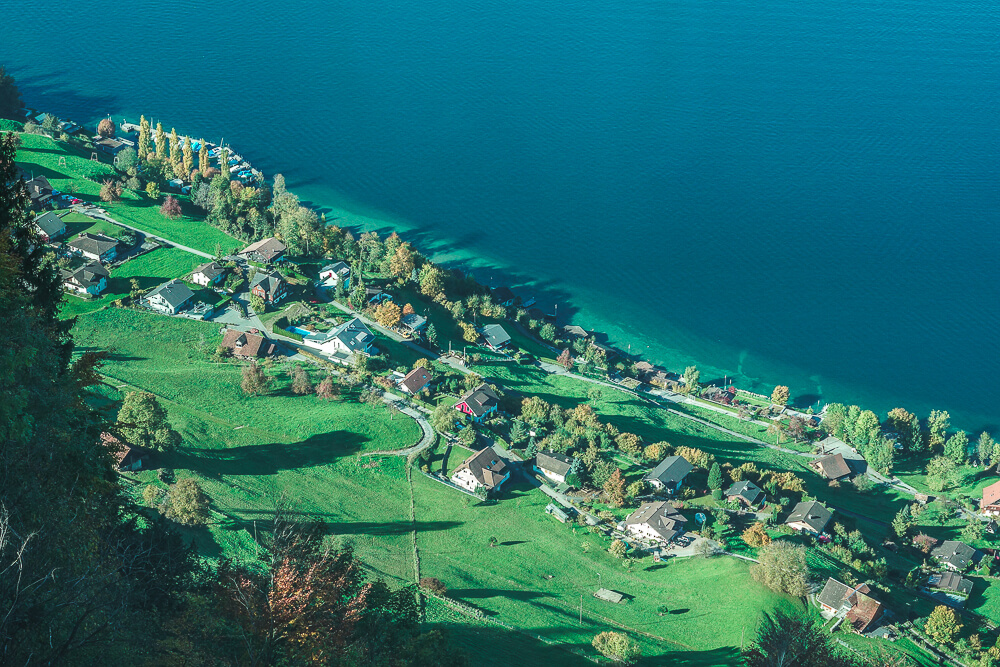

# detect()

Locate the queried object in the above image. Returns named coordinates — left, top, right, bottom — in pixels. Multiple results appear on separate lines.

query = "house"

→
left=302, top=317, right=375, bottom=357
left=101, top=432, right=148, bottom=472
left=816, top=578, right=884, bottom=634
left=785, top=500, right=832, bottom=535
left=145, top=280, right=194, bottom=315
left=400, top=313, right=427, bottom=335
left=32, top=211, right=66, bottom=241
left=319, top=261, right=351, bottom=289
left=623, top=501, right=688, bottom=545
left=811, top=453, right=852, bottom=481
left=220, top=329, right=277, bottom=359
left=643, top=455, right=694, bottom=494
left=490, top=286, right=516, bottom=308
left=981, top=480, right=1000, bottom=516
left=24, top=176, right=54, bottom=209
left=562, top=324, right=589, bottom=340
left=454, top=383, right=500, bottom=422
left=450, top=446, right=510, bottom=494
left=534, top=451, right=574, bottom=484
left=928, top=572, right=974, bottom=598
left=61, top=262, right=109, bottom=295
left=191, top=261, right=226, bottom=287
left=239, top=237, right=286, bottom=263
left=725, top=480, right=764, bottom=508
left=68, top=233, right=118, bottom=263
left=95, top=137, right=132, bottom=157
left=480, top=324, right=511, bottom=351
left=250, top=270, right=289, bottom=304
left=931, top=541, right=980, bottom=572
left=398, top=367, right=432, bottom=395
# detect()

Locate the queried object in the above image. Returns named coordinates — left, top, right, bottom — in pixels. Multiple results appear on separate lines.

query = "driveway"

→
left=71, top=204, right=214, bottom=258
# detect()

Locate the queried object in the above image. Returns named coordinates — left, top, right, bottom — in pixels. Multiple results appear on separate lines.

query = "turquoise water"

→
left=2, top=0, right=998, bottom=429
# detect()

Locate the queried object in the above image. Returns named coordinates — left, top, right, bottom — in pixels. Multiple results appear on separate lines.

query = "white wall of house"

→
left=450, top=468, right=481, bottom=492
left=191, top=272, right=218, bottom=287
left=148, top=294, right=180, bottom=314
left=537, top=465, right=566, bottom=484
left=626, top=523, right=666, bottom=543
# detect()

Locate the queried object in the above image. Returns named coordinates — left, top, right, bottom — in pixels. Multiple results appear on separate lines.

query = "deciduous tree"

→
left=315, top=375, right=338, bottom=400
left=160, top=194, right=182, bottom=219
left=242, top=361, right=271, bottom=396
left=770, top=385, right=789, bottom=405
left=604, top=468, right=626, bottom=507
left=944, top=430, right=969, bottom=465
left=165, top=479, right=211, bottom=525
left=100, top=179, right=123, bottom=202
left=927, top=410, right=950, bottom=452
left=925, top=605, right=962, bottom=645
left=290, top=364, right=313, bottom=395
left=182, top=135, right=193, bottom=175
left=750, top=542, right=809, bottom=597
left=373, top=300, right=402, bottom=328
left=592, top=631, right=640, bottom=664
left=0, top=66, right=24, bottom=119
left=97, top=117, right=116, bottom=138
left=155, top=121, right=166, bottom=158
left=742, top=523, right=771, bottom=548
left=557, top=348, right=574, bottom=370
left=138, top=114, right=150, bottom=159
left=608, top=539, right=627, bottom=559
left=743, top=610, right=860, bottom=667
left=683, top=365, right=700, bottom=393
left=116, top=391, right=182, bottom=452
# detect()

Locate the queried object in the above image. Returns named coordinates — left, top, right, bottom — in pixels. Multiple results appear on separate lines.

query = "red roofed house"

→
left=981, top=480, right=1000, bottom=516
left=816, top=578, right=885, bottom=634
left=398, top=367, right=432, bottom=395
left=101, top=431, right=148, bottom=472
left=220, top=329, right=277, bottom=359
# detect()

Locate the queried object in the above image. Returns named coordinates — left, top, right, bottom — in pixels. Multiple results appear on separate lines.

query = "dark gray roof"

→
left=455, top=383, right=500, bottom=418
left=69, top=232, right=118, bottom=256
left=536, top=451, right=573, bottom=477
left=726, top=480, right=764, bottom=505
left=304, top=317, right=374, bottom=353
left=481, top=324, right=511, bottom=348
left=624, top=501, right=687, bottom=542
left=643, top=455, right=694, bottom=487
left=932, top=541, right=979, bottom=570
left=147, top=280, right=194, bottom=309
left=785, top=501, right=832, bottom=534
left=67, top=262, right=108, bottom=288
left=401, top=313, right=427, bottom=331
left=239, top=237, right=286, bottom=261
left=193, top=261, right=225, bottom=280
left=250, top=270, right=285, bottom=299
left=33, top=211, right=65, bottom=237
left=928, top=571, right=974, bottom=596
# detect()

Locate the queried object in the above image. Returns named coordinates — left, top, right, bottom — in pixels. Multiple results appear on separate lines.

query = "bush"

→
left=592, top=632, right=641, bottom=664
left=419, top=577, right=447, bottom=595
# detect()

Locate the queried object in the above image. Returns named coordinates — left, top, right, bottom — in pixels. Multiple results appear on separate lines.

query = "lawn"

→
left=15, top=132, right=239, bottom=254
left=411, top=472, right=800, bottom=663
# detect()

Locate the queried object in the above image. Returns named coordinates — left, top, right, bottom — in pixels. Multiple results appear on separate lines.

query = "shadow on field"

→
left=637, top=647, right=741, bottom=666
left=168, top=431, right=368, bottom=475
left=451, top=588, right=552, bottom=602
left=225, top=511, right=462, bottom=537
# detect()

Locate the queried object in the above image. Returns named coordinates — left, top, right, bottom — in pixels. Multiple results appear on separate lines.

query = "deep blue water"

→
left=2, top=0, right=998, bottom=429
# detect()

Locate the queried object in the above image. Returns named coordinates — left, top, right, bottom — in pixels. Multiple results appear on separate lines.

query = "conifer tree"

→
left=155, top=121, right=166, bottom=158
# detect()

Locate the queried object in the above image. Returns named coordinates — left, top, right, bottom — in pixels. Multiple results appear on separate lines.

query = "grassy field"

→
left=15, top=133, right=239, bottom=254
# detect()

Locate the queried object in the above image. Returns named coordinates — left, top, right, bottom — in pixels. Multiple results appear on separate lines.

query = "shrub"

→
left=592, top=632, right=641, bottom=664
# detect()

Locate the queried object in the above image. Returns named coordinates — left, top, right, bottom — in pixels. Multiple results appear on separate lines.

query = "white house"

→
left=68, top=232, right=118, bottom=264
left=451, top=446, right=510, bottom=494
left=319, top=261, right=351, bottom=290
left=61, top=262, right=109, bottom=295
left=144, top=280, right=194, bottom=315
left=302, top=318, right=375, bottom=358
left=623, top=501, right=688, bottom=545
left=191, top=261, right=226, bottom=287
left=534, top=451, right=573, bottom=484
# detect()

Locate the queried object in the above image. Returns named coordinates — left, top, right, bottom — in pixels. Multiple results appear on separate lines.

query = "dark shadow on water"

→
left=165, top=431, right=369, bottom=476
left=792, top=393, right=822, bottom=410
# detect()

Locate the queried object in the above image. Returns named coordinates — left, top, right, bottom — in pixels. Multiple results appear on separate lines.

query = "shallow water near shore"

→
left=2, top=0, right=998, bottom=430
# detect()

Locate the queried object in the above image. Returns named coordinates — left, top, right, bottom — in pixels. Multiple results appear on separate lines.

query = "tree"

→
left=160, top=194, right=182, bottom=219
left=851, top=410, right=880, bottom=447
left=389, top=244, right=414, bottom=280
left=116, top=146, right=138, bottom=172
left=155, top=121, right=166, bottom=159
left=644, top=442, right=666, bottom=461
left=373, top=300, right=402, bottom=328
left=242, top=361, right=271, bottom=396
left=604, top=468, right=627, bottom=507
left=771, top=385, right=789, bottom=405
left=742, top=523, right=771, bottom=548
left=0, top=66, right=24, bottom=119
left=250, top=293, right=265, bottom=314
left=617, top=432, right=641, bottom=456
left=925, top=605, right=962, bottom=646
left=926, top=455, right=956, bottom=492
left=822, top=403, right=848, bottom=439
left=100, top=179, right=123, bottom=202
left=927, top=410, right=951, bottom=452
left=315, top=375, right=338, bottom=400
left=419, top=265, right=445, bottom=299
left=750, top=542, right=809, bottom=597
left=138, top=114, right=150, bottom=159
left=116, top=391, right=182, bottom=452
left=961, top=518, right=985, bottom=544
left=97, top=117, right=116, bottom=138
left=556, top=348, right=574, bottom=370
left=944, top=430, right=969, bottom=465
left=290, top=365, right=313, bottom=395
left=683, top=365, right=700, bottom=392
left=743, top=610, right=860, bottom=667
left=707, top=462, right=723, bottom=490
left=887, top=407, right=920, bottom=451
left=168, top=127, right=179, bottom=166
left=145, top=181, right=160, bottom=199
left=539, top=323, right=556, bottom=341
left=978, top=432, right=996, bottom=466
left=431, top=404, right=458, bottom=433
left=591, top=631, right=640, bottom=664
left=198, top=138, right=208, bottom=173
left=892, top=505, right=915, bottom=539
left=165, top=479, right=211, bottom=525
left=488, top=536, right=498, bottom=548
left=608, top=539, right=627, bottom=559
left=426, top=323, right=438, bottom=349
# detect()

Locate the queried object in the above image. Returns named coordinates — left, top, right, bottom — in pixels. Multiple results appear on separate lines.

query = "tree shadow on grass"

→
left=450, top=588, right=553, bottom=602
left=221, top=512, right=462, bottom=537
left=166, top=431, right=369, bottom=476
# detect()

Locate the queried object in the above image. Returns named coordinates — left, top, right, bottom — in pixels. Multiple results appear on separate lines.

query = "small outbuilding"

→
left=594, top=588, right=626, bottom=604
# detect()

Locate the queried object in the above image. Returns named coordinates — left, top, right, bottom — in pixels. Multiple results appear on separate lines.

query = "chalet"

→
left=931, top=541, right=980, bottom=572
left=250, top=270, right=289, bottom=304
left=643, top=455, right=693, bottom=494
left=61, top=262, right=108, bottom=296
left=725, top=480, right=764, bottom=508
left=534, top=451, right=574, bottom=484
left=816, top=578, right=884, bottom=634
left=32, top=211, right=66, bottom=241
left=811, top=453, right=852, bottom=481
left=451, top=446, right=510, bottom=494
left=398, top=367, right=431, bottom=395
left=220, top=329, right=277, bottom=359
left=319, top=261, right=351, bottom=289
left=454, top=383, right=500, bottom=423
left=68, top=233, right=118, bottom=263
left=239, top=237, right=286, bottom=263
left=400, top=313, right=427, bottom=336
left=785, top=500, right=832, bottom=536
left=95, top=137, right=133, bottom=157
left=927, top=572, right=974, bottom=601
left=24, top=176, right=53, bottom=209
left=145, top=280, right=194, bottom=315
left=101, top=432, right=148, bottom=472
left=191, top=261, right=226, bottom=287
left=561, top=324, right=589, bottom=340
left=490, top=286, right=516, bottom=308
left=302, top=318, right=375, bottom=357
left=480, top=324, right=511, bottom=351
left=981, top=480, right=1000, bottom=516
left=623, top=501, right=688, bottom=545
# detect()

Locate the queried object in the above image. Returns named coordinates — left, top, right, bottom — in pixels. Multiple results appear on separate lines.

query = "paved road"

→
left=360, top=393, right=436, bottom=457
left=72, top=204, right=214, bottom=258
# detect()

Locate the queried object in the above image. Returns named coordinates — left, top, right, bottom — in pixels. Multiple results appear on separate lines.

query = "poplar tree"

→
left=155, top=122, right=166, bottom=158
left=169, top=127, right=179, bottom=166
left=138, top=114, right=150, bottom=160
left=198, top=138, right=208, bottom=173
left=182, top=135, right=193, bottom=176
left=219, top=147, right=230, bottom=179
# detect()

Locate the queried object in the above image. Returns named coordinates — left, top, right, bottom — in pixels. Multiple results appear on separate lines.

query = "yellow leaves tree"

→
left=742, top=522, right=771, bottom=548
left=771, top=385, right=790, bottom=405
left=373, top=301, right=401, bottom=328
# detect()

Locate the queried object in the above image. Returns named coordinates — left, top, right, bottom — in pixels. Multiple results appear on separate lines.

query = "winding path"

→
left=71, top=204, right=215, bottom=258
